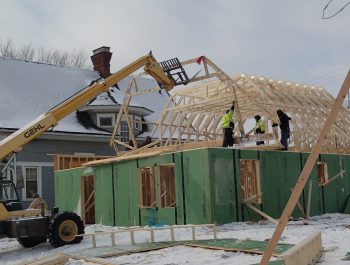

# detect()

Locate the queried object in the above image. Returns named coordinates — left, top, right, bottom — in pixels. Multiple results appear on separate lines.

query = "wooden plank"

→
left=111, top=233, right=115, bottom=246
left=306, top=180, right=313, bottom=219
left=92, top=234, right=96, bottom=248
left=322, top=170, right=345, bottom=185
left=170, top=228, right=175, bottom=242
left=130, top=230, right=135, bottom=245
left=245, top=203, right=287, bottom=230
left=323, top=246, right=338, bottom=252
left=260, top=70, right=350, bottom=265
left=151, top=229, right=155, bottom=243
left=289, top=188, right=306, bottom=219
left=14, top=253, right=68, bottom=265
left=276, top=231, right=321, bottom=260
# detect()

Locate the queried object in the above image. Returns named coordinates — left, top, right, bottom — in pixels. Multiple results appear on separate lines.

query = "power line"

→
left=323, top=0, right=350, bottom=19
left=319, top=77, right=345, bottom=87
left=303, top=65, right=350, bottom=83
left=313, top=71, right=348, bottom=85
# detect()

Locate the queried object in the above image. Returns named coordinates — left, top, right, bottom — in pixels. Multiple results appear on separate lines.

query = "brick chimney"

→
left=91, top=46, right=112, bottom=78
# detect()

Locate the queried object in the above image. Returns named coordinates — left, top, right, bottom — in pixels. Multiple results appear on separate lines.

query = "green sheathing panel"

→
left=94, top=164, right=114, bottom=226
left=301, top=153, right=323, bottom=217
left=174, top=152, right=184, bottom=225
left=55, top=169, right=67, bottom=212
left=278, top=151, right=303, bottom=218
left=137, top=153, right=173, bottom=167
left=54, top=167, right=91, bottom=216
left=113, top=160, right=139, bottom=226
left=320, top=154, right=350, bottom=214
left=235, top=150, right=260, bottom=222
left=183, top=149, right=211, bottom=224
left=259, top=151, right=303, bottom=219
left=208, top=148, right=238, bottom=224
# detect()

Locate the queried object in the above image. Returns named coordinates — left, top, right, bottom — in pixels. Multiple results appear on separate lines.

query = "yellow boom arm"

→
left=0, top=53, right=175, bottom=161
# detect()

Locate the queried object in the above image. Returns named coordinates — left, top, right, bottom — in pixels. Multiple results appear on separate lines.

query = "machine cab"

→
left=0, top=180, right=22, bottom=211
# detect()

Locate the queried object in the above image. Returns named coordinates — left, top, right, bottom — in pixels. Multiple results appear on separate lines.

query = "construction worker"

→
left=28, top=193, right=48, bottom=210
left=140, top=136, right=152, bottom=148
left=272, top=109, right=291, bottom=150
left=222, top=101, right=235, bottom=147
left=254, top=115, right=265, bottom=145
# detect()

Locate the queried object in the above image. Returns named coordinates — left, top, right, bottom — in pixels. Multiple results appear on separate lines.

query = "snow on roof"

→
left=0, top=56, right=108, bottom=134
left=0, top=57, right=171, bottom=138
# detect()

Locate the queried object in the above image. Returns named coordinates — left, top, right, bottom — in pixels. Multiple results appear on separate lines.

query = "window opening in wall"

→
left=157, top=164, right=176, bottom=208
left=97, top=113, right=115, bottom=128
left=138, top=167, right=156, bottom=208
left=81, top=175, right=95, bottom=224
left=240, top=160, right=261, bottom=204
left=25, top=167, right=38, bottom=199
left=134, top=115, right=142, bottom=130
left=317, top=162, right=328, bottom=185
left=120, top=121, right=130, bottom=143
left=100, top=117, right=112, bottom=126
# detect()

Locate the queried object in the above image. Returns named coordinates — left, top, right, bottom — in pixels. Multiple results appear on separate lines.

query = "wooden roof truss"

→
left=109, top=56, right=350, bottom=156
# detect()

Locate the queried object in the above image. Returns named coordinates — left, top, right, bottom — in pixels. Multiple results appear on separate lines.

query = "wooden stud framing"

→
left=240, top=160, right=262, bottom=204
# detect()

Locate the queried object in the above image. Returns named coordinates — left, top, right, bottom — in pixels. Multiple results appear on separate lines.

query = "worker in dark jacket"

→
left=140, top=136, right=152, bottom=148
left=272, top=109, right=291, bottom=150
left=222, top=101, right=235, bottom=147
left=125, top=140, right=135, bottom=151
left=254, top=115, right=265, bottom=145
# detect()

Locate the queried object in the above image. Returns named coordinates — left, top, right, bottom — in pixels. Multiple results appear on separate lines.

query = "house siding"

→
left=11, top=136, right=115, bottom=210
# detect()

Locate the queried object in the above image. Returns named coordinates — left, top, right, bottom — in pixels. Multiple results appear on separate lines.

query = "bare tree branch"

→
left=0, top=37, right=92, bottom=69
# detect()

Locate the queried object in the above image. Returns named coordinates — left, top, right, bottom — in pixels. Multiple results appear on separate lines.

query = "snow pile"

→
left=1, top=213, right=350, bottom=264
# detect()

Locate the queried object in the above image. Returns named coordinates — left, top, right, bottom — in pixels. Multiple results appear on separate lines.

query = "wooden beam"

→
left=306, top=180, right=313, bottom=219
left=322, top=170, right=345, bottom=185
left=289, top=188, right=306, bottom=219
left=245, top=203, right=287, bottom=230
left=259, top=70, right=350, bottom=265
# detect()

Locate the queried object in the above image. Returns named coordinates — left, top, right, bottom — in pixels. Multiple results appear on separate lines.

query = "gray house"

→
left=0, top=47, right=170, bottom=209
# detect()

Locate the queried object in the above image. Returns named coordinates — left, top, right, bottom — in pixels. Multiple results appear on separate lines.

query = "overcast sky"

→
left=1, top=0, right=349, bottom=97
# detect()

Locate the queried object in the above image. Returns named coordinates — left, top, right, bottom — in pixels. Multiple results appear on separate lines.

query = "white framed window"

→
left=134, top=115, right=142, bottom=130
left=23, top=166, right=42, bottom=201
left=97, top=113, right=115, bottom=127
left=120, top=120, right=130, bottom=143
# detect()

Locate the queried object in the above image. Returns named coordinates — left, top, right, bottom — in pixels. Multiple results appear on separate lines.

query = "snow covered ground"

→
left=1, top=213, right=350, bottom=265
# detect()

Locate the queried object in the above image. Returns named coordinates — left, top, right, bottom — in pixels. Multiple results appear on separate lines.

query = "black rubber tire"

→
left=48, top=211, right=84, bottom=248
left=17, top=235, right=47, bottom=248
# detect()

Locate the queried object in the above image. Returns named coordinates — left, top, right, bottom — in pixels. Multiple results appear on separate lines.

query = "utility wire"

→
left=323, top=0, right=350, bottom=19
left=303, top=65, right=350, bottom=84
left=319, top=77, right=346, bottom=87
left=313, top=71, right=348, bottom=85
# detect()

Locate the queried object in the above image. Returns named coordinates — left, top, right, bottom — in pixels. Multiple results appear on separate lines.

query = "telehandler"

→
left=0, top=52, right=188, bottom=247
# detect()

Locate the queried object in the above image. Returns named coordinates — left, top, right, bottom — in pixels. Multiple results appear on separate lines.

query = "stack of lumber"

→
left=14, top=252, right=68, bottom=265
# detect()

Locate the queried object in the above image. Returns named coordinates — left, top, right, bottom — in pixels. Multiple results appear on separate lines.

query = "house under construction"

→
left=54, top=56, right=350, bottom=226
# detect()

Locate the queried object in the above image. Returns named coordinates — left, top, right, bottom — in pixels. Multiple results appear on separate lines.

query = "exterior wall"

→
left=55, top=148, right=350, bottom=227
left=208, top=148, right=239, bottom=224
left=320, top=153, right=350, bottom=214
left=11, top=137, right=115, bottom=210
left=94, top=164, right=114, bottom=226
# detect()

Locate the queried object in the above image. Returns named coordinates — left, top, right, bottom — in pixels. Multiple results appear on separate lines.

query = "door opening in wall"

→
left=81, top=175, right=95, bottom=224
left=157, top=164, right=176, bottom=208
left=240, top=160, right=262, bottom=204
left=138, top=167, right=156, bottom=209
